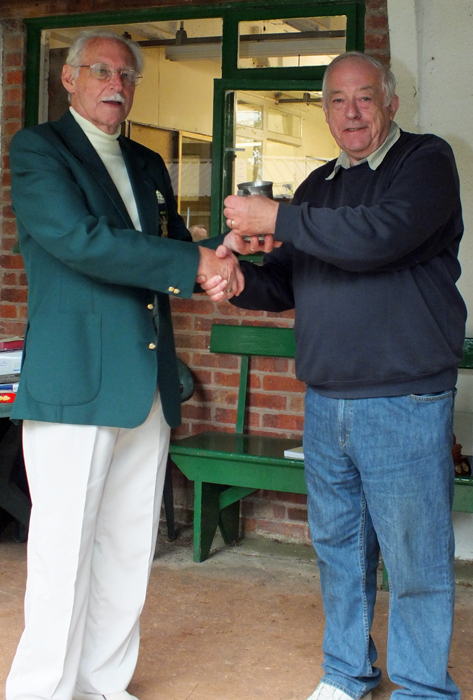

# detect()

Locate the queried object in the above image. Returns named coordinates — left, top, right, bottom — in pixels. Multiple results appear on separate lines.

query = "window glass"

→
left=233, top=90, right=339, bottom=201
left=237, top=15, right=347, bottom=69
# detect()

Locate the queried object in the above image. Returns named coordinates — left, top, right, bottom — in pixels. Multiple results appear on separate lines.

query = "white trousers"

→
left=6, top=391, right=170, bottom=700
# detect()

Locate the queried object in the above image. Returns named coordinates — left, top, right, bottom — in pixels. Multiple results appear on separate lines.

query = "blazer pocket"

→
left=26, top=312, right=102, bottom=406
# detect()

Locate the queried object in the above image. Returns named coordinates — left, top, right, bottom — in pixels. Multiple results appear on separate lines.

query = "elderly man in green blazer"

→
left=6, top=29, right=241, bottom=700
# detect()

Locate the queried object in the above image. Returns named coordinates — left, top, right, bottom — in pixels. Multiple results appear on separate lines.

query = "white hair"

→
left=65, top=29, right=144, bottom=78
left=322, top=51, right=397, bottom=107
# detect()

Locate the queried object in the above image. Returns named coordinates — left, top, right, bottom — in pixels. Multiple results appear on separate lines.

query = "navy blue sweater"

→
left=232, top=131, right=467, bottom=398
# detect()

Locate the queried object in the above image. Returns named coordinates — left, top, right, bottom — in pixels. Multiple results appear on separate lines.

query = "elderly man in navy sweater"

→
left=204, top=52, right=466, bottom=700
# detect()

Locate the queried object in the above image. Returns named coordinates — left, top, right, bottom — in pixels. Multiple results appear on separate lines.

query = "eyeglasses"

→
left=77, top=63, right=143, bottom=86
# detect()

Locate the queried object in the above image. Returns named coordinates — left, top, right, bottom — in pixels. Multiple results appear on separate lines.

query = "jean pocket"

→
left=408, top=389, right=454, bottom=402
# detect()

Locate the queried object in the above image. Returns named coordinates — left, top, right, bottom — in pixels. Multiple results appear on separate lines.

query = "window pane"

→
left=232, top=89, right=339, bottom=201
left=238, top=16, right=346, bottom=69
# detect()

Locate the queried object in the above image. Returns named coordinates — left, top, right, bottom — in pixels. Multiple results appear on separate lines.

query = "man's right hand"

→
left=196, top=246, right=244, bottom=302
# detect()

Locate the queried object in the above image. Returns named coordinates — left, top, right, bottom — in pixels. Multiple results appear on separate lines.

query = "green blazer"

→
left=9, top=110, right=218, bottom=429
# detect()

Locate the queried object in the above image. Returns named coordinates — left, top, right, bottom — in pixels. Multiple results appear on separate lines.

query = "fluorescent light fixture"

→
left=164, top=36, right=345, bottom=62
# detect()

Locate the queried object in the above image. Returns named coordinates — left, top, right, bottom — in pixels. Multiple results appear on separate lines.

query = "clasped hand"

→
left=196, top=245, right=244, bottom=302
left=197, top=195, right=282, bottom=301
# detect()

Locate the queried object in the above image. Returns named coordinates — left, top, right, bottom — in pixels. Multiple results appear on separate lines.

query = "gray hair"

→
left=322, top=51, right=397, bottom=107
left=65, top=29, right=144, bottom=78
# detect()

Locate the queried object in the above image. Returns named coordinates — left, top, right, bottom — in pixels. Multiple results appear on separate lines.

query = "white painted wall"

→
left=388, top=0, right=473, bottom=558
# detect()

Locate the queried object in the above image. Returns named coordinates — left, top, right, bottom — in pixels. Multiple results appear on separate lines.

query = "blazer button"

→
left=173, top=288, right=180, bottom=294
left=168, top=286, right=175, bottom=293
left=147, top=303, right=154, bottom=310
left=149, top=343, right=156, bottom=350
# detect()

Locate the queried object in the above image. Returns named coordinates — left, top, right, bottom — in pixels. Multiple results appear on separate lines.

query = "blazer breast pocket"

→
left=25, top=311, right=102, bottom=406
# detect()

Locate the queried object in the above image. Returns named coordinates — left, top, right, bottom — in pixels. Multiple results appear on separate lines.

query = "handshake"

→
left=196, top=194, right=281, bottom=302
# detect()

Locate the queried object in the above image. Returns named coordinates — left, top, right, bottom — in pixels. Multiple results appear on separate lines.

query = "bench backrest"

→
left=210, top=325, right=296, bottom=434
left=460, top=338, right=473, bottom=369
left=210, top=324, right=473, bottom=432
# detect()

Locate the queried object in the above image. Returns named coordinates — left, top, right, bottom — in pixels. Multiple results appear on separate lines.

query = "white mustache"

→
left=102, top=94, right=125, bottom=103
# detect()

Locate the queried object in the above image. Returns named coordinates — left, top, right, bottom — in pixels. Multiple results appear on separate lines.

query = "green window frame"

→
left=23, top=0, right=365, bottom=236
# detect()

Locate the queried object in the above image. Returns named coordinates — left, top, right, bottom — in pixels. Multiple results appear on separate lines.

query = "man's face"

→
left=62, top=38, right=136, bottom=135
left=323, top=58, right=399, bottom=165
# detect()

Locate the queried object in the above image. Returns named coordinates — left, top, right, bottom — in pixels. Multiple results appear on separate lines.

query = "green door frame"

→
left=23, top=0, right=365, bottom=235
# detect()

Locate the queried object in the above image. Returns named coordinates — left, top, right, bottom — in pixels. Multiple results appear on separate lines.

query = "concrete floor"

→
left=1, top=524, right=473, bottom=700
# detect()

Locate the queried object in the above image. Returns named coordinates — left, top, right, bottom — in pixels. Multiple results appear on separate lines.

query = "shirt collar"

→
left=326, top=121, right=401, bottom=180
left=69, top=106, right=121, bottom=141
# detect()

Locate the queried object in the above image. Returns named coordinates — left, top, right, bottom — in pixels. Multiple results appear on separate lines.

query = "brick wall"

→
left=0, top=0, right=389, bottom=546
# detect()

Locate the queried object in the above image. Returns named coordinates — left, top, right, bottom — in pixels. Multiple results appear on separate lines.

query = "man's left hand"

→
left=224, top=194, right=279, bottom=238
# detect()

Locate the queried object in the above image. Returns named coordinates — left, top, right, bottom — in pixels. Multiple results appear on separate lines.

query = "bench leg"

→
left=218, top=500, right=240, bottom=546
left=193, top=480, right=221, bottom=562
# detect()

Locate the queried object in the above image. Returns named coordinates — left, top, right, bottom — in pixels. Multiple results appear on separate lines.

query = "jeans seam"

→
left=359, top=489, right=373, bottom=678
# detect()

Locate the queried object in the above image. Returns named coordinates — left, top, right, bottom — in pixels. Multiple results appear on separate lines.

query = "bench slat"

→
left=210, top=324, right=296, bottom=357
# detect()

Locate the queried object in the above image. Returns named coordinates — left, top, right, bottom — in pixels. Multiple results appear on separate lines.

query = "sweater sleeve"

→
left=230, top=244, right=295, bottom=312
left=275, top=137, right=462, bottom=273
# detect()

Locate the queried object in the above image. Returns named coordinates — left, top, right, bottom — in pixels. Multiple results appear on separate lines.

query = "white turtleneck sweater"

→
left=70, top=107, right=142, bottom=231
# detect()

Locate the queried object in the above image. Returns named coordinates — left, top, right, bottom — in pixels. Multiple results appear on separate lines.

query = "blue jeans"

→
left=303, top=388, right=460, bottom=700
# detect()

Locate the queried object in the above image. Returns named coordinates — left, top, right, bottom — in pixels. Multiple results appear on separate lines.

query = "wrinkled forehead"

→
left=81, top=38, right=136, bottom=69
left=326, top=59, right=383, bottom=94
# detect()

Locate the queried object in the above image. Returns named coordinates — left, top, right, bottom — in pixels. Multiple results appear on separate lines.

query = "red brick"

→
left=251, top=356, right=290, bottom=373
left=1, top=288, right=27, bottom=303
left=5, top=52, right=24, bottom=68
left=263, top=375, right=305, bottom=393
left=366, top=14, right=388, bottom=30
left=247, top=411, right=260, bottom=428
left=192, top=352, right=238, bottom=369
left=171, top=297, right=214, bottom=314
left=289, top=396, right=305, bottom=412
left=174, top=332, right=208, bottom=350
left=364, top=33, right=389, bottom=51
left=172, top=314, right=192, bottom=330
left=287, top=507, right=308, bottom=522
left=2, top=172, right=12, bottom=187
left=190, top=368, right=212, bottom=385
left=248, top=392, right=287, bottom=410
left=1, top=237, right=19, bottom=253
left=193, top=316, right=213, bottom=332
left=1, top=272, right=18, bottom=285
left=241, top=517, right=256, bottom=534
left=5, top=70, right=23, bottom=86
left=262, top=414, right=304, bottom=432
left=0, top=254, right=24, bottom=269
left=273, top=504, right=286, bottom=519
left=2, top=104, right=22, bottom=120
left=0, top=303, right=18, bottom=318
left=181, top=404, right=211, bottom=421
left=4, top=87, right=24, bottom=103
left=217, top=304, right=264, bottom=318
left=214, top=371, right=240, bottom=388
left=0, top=320, right=27, bottom=336
left=248, top=374, right=261, bottom=389
left=215, top=407, right=237, bottom=424
left=3, top=35, right=25, bottom=52
left=366, top=0, right=388, bottom=11
left=3, top=122, right=22, bottom=136
left=204, top=388, right=238, bottom=405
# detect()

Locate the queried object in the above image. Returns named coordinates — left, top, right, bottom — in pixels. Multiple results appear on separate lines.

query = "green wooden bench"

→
left=169, top=324, right=305, bottom=562
left=169, top=325, right=473, bottom=563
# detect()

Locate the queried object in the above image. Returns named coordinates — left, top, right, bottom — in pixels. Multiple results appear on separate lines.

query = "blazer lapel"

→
left=51, top=111, right=134, bottom=229
left=119, top=136, right=160, bottom=238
